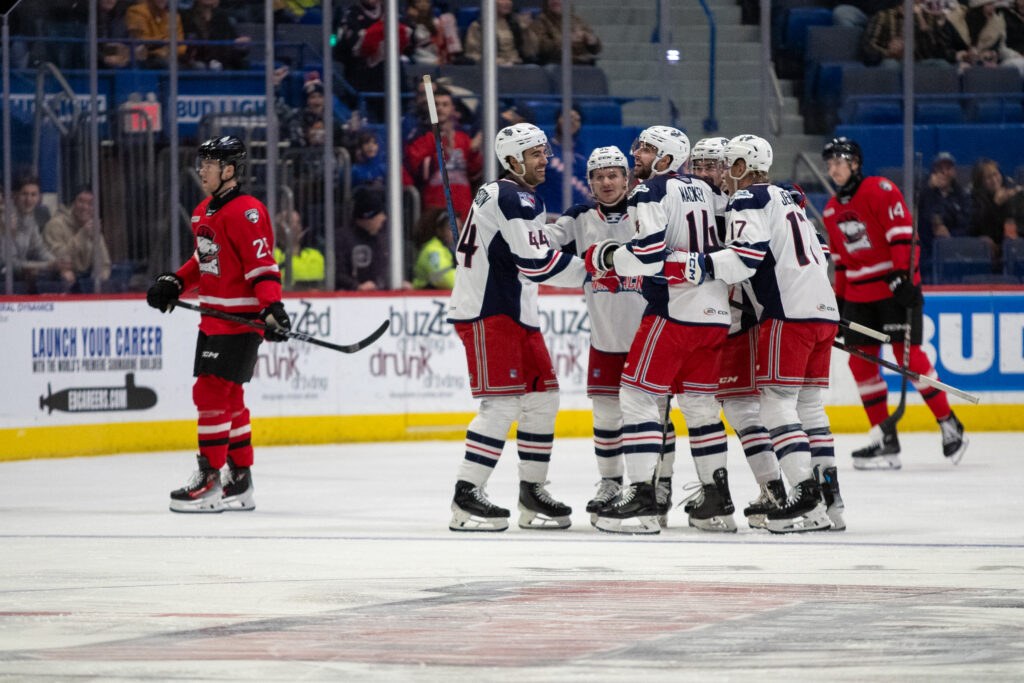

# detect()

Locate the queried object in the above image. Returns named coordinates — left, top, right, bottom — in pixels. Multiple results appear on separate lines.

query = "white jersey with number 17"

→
left=446, top=178, right=587, bottom=329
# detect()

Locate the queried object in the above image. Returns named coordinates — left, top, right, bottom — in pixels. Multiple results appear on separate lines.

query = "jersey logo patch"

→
left=879, top=180, right=893, bottom=191
left=191, top=216, right=200, bottom=223
left=196, top=224, right=222, bottom=276
left=245, top=208, right=260, bottom=223
left=627, top=184, right=650, bottom=199
left=837, top=211, right=871, bottom=252
left=473, top=187, right=490, bottom=207
left=518, top=192, right=536, bottom=209
left=732, top=189, right=753, bottom=200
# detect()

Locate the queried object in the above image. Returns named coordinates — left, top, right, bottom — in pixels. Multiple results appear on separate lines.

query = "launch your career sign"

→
left=1, top=290, right=1021, bottom=431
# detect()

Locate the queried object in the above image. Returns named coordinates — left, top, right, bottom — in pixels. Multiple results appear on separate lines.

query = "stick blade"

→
left=338, top=319, right=390, bottom=353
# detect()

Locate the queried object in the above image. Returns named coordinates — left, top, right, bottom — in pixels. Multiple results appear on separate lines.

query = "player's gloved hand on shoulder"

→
left=146, top=272, right=184, bottom=313
left=886, top=271, right=923, bottom=308
left=591, top=271, right=620, bottom=293
left=261, top=301, right=291, bottom=342
left=584, top=239, right=619, bottom=276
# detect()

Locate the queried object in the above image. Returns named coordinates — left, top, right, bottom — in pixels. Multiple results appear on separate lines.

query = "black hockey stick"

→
left=423, top=75, right=460, bottom=247
left=172, top=300, right=389, bottom=354
left=726, top=301, right=889, bottom=343
left=879, top=218, right=920, bottom=432
left=651, top=393, right=673, bottom=490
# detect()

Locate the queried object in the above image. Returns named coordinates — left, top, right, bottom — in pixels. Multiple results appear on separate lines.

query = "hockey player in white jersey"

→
left=690, top=137, right=731, bottom=215
left=669, top=134, right=842, bottom=533
left=542, top=146, right=675, bottom=524
left=584, top=126, right=733, bottom=535
left=447, top=123, right=589, bottom=532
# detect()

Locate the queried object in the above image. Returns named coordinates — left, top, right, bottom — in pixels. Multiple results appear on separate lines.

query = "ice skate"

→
left=655, top=476, right=672, bottom=527
left=449, top=480, right=509, bottom=532
left=939, top=412, right=968, bottom=465
left=518, top=481, right=572, bottom=529
left=765, top=478, right=832, bottom=533
left=169, top=454, right=224, bottom=513
left=743, top=478, right=786, bottom=530
left=814, top=465, right=846, bottom=531
left=680, top=480, right=702, bottom=514
left=586, top=478, right=622, bottom=526
left=221, top=463, right=255, bottom=511
left=851, top=423, right=901, bottom=470
left=685, top=467, right=737, bottom=533
left=595, top=482, right=660, bottom=535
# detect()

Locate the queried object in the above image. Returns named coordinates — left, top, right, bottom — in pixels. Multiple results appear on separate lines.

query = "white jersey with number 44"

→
left=446, top=179, right=587, bottom=329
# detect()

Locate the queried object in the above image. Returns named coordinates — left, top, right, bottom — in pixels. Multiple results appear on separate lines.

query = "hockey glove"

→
left=584, top=239, right=620, bottom=276
left=146, top=272, right=184, bottom=313
left=261, top=301, right=292, bottom=342
left=886, top=271, right=923, bottom=308
left=591, top=272, right=620, bottom=293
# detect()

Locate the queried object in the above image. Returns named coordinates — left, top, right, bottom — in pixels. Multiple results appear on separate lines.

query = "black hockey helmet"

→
left=197, top=135, right=247, bottom=177
left=822, top=136, right=862, bottom=167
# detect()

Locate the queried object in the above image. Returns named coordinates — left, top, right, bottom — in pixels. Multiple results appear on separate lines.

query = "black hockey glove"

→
left=261, top=301, right=291, bottom=342
left=146, top=272, right=184, bottom=313
left=886, top=271, right=923, bottom=308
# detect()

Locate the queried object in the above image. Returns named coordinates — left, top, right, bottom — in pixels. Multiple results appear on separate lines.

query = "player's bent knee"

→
left=619, top=386, right=659, bottom=423
left=676, top=393, right=721, bottom=427
left=759, top=386, right=800, bottom=428
left=796, top=387, right=829, bottom=431
left=722, top=397, right=761, bottom=433
left=193, top=374, right=234, bottom=411
left=592, top=395, right=622, bottom=429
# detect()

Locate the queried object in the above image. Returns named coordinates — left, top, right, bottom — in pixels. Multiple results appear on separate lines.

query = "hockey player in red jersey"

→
left=821, top=137, right=967, bottom=469
left=146, top=136, right=291, bottom=513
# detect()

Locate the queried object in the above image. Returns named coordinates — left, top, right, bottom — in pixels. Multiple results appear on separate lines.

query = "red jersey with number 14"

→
left=175, top=191, right=282, bottom=336
left=822, top=176, right=919, bottom=303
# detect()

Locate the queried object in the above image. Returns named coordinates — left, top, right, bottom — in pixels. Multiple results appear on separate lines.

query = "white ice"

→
left=1, top=432, right=1023, bottom=681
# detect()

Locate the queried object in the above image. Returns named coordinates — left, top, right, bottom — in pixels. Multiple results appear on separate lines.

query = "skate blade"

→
left=746, top=513, right=768, bottom=530
left=766, top=504, right=832, bottom=534
left=852, top=454, right=902, bottom=470
left=595, top=515, right=660, bottom=535
left=169, top=496, right=224, bottom=513
left=827, top=504, right=846, bottom=531
left=518, top=505, right=571, bottom=530
left=689, top=514, right=738, bottom=533
left=221, top=495, right=255, bottom=511
left=945, top=436, right=968, bottom=465
left=449, top=504, right=509, bottom=532
left=658, top=514, right=668, bottom=528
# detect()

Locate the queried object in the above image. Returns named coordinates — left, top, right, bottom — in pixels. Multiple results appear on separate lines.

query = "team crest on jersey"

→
left=627, top=184, right=649, bottom=199
left=196, top=224, right=221, bottom=276
left=245, top=208, right=260, bottom=223
left=518, top=192, right=536, bottom=209
left=837, top=211, right=871, bottom=252
left=879, top=180, right=893, bottom=191
left=732, top=189, right=753, bottom=200
left=473, top=186, right=490, bottom=207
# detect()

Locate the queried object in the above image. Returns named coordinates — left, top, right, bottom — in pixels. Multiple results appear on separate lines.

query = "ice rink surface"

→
left=1, top=432, right=1023, bottom=682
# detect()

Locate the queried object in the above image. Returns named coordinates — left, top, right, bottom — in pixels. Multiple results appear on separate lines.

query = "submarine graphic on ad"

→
left=40, top=373, right=157, bottom=414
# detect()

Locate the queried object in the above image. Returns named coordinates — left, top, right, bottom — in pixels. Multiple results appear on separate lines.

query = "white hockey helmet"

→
left=631, top=125, right=690, bottom=173
left=690, top=136, right=731, bottom=163
left=724, top=134, right=773, bottom=173
left=495, top=123, right=551, bottom=173
left=587, top=146, right=629, bottom=176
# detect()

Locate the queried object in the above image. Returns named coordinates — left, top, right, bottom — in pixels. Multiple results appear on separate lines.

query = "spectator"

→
left=274, top=0, right=321, bottom=25
left=336, top=186, right=400, bottom=291
left=833, top=0, right=900, bottom=32
left=535, top=104, right=589, bottom=215
left=274, top=209, right=325, bottom=290
left=862, top=0, right=967, bottom=67
left=334, top=0, right=411, bottom=117
left=96, top=0, right=132, bottom=69
left=42, top=186, right=112, bottom=288
left=293, top=71, right=344, bottom=147
left=917, top=152, right=972, bottom=279
left=2, top=177, right=74, bottom=292
left=405, top=0, right=461, bottom=65
left=405, top=86, right=483, bottom=237
left=412, top=213, right=455, bottom=290
left=970, top=158, right=1023, bottom=266
left=527, top=0, right=601, bottom=66
left=401, top=76, right=475, bottom=144
left=464, top=0, right=533, bottom=65
left=183, top=0, right=250, bottom=71
left=348, top=129, right=386, bottom=188
left=949, top=0, right=1024, bottom=76
left=125, top=0, right=186, bottom=68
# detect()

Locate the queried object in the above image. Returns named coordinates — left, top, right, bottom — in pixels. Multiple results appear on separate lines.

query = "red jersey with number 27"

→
left=822, top=176, right=919, bottom=303
left=175, top=192, right=282, bottom=336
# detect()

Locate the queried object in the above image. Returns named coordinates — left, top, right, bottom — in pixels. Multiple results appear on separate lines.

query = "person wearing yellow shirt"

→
left=125, top=0, right=186, bottom=68
left=274, top=209, right=325, bottom=290
left=412, top=214, right=454, bottom=289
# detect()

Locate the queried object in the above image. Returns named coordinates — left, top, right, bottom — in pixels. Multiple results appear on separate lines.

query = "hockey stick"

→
left=172, top=300, right=389, bottom=354
left=727, top=301, right=889, bottom=343
left=839, top=340, right=978, bottom=404
left=879, top=218, right=920, bottom=431
left=423, top=75, right=460, bottom=247
left=651, top=393, right=673, bottom=490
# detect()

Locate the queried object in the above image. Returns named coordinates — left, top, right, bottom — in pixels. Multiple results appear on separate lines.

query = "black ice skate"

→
left=939, top=412, right=968, bottom=465
left=449, top=480, right=510, bottom=532
left=685, top=467, right=737, bottom=533
left=765, top=477, right=832, bottom=533
left=586, top=477, right=622, bottom=526
left=221, top=462, right=255, bottom=511
left=851, top=423, right=901, bottom=470
left=595, top=482, right=660, bottom=535
left=743, top=478, right=786, bottom=530
left=518, top=481, right=572, bottom=529
left=656, top=476, right=672, bottom=528
left=169, top=454, right=224, bottom=513
left=814, top=465, right=846, bottom=531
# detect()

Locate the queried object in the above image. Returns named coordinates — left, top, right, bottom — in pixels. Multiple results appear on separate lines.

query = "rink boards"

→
left=2, top=289, right=1022, bottom=460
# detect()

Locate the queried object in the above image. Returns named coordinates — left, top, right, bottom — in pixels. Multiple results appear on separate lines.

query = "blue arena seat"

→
left=578, top=101, right=622, bottom=126
left=1002, top=238, right=1024, bottom=282
left=840, top=66, right=902, bottom=124
left=962, top=66, right=1024, bottom=123
left=575, top=125, right=645, bottom=160
left=914, top=64, right=964, bottom=124
left=545, top=65, right=608, bottom=96
left=932, top=237, right=993, bottom=284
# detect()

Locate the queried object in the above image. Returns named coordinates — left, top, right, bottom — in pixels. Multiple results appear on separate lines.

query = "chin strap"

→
left=836, top=171, right=865, bottom=204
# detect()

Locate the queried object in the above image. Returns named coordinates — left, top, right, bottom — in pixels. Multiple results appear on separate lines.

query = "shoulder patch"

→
left=823, top=207, right=835, bottom=217
left=245, top=208, right=260, bottom=224
left=473, top=186, right=491, bottom=207
left=732, top=189, right=753, bottom=200
left=878, top=180, right=893, bottom=192
left=628, top=184, right=650, bottom=199
left=518, top=191, right=536, bottom=209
